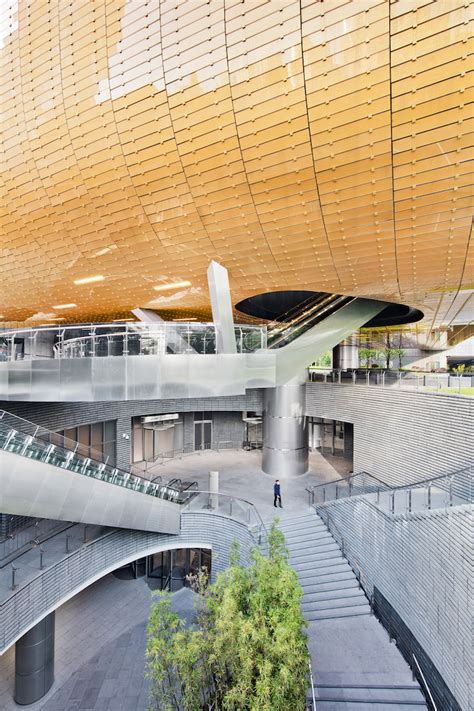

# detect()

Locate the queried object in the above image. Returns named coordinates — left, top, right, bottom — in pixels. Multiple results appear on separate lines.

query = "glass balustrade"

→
left=0, top=322, right=267, bottom=361
left=0, top=419, right=186, bottom=504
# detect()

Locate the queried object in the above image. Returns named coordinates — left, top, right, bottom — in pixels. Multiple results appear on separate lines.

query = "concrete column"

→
left=262, top=384, right=308, bottom=477
left=15, top=612, right=55, bottom=705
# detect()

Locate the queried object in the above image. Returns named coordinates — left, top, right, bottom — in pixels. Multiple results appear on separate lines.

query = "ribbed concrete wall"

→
left=0, top=512, right=258, bottom=655
left=306, top=383, right=473, bottom=486
left=1, top=391, right=262, bottom=470
left=317, top=498, right=472, bottom=711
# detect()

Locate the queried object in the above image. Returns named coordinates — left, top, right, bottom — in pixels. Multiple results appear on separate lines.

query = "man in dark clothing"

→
left=273, top=479, right=282, bottom=508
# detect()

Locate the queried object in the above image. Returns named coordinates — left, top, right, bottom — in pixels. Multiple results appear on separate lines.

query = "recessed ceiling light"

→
left=173, top=317, right=197, bottom=321
left=52, top=303, right=77, bottom=310
left=73, top=275, right=105, bottom=285
left=153, top=281, right=191, bottom=292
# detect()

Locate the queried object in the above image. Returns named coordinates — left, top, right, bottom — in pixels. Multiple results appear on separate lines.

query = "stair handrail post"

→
left=427, top=484, right=432, bottom=510
left=390, top=491, right=395, bottom=514
left=408, top=488, right=412, bottom=513
left=348, top=478, right=353, bottom=497
left=449, top=476, right=453, bottom=507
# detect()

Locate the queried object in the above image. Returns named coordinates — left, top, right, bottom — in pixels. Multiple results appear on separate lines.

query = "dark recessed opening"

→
left=235, top=290, right=423, bottom=327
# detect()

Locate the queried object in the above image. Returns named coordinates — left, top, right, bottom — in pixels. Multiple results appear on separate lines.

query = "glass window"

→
left=91, top=422, right=103, bottom=448
left=104, top=420, right=115, bottom=441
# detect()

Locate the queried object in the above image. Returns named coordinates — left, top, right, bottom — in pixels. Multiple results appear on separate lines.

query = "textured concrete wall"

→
left=1, top=391, right=262, bottom=470
left=306, top=383, right=473, bottom=486
left=317, top=498, right=472, bottom=711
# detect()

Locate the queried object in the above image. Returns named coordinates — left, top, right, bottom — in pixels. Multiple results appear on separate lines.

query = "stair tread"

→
left=304, top=605, right=371, bottom=620
left=302, top=596, right=368, bottom=611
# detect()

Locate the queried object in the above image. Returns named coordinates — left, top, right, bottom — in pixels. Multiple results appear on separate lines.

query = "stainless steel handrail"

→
left=412, top=654, right=437, bottom=711
left=183, top=491, right=267, bottom=543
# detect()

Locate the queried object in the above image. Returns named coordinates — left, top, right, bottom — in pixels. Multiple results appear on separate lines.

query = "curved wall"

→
left=0, top=512, right=258, bottom=655
left=306, top=383, right=473, bottom=486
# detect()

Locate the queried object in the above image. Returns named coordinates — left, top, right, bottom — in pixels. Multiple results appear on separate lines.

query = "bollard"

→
left=65, top=534, right=70, bottom=553
left=83, top=525, right=88, bottom=543
left=39, top=547, right=45, bottom=570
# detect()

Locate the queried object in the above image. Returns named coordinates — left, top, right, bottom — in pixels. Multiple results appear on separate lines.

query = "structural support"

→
left=15, top=612, right=55, bottom=705
left=207, top=261, right=237, bottom=354
left=332, top=336, right=359, bottom=369
left=262, top=384, right=308, bottom=477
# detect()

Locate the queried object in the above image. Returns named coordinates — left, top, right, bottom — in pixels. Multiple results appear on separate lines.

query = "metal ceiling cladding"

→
left=0, top=1, right=472, bottom=327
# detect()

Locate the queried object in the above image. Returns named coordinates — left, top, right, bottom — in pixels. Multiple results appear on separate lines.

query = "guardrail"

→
left=183, top=491, right=267, bottom=544
left=308, top=368, right=473, bottom=394
left=0, top=322, right=267, bottom=361
left=307, top=467, right=473, bottom=514
left=0, top=412, right=186, bottom=505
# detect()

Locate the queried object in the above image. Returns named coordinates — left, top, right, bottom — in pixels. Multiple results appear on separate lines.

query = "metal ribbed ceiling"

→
left=0, top=0, right=472, bottom=328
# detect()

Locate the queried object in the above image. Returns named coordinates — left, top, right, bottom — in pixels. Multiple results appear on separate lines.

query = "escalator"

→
left=266, top=293, right=355, bottom=349
left=0, top=410, right=185, bottom=534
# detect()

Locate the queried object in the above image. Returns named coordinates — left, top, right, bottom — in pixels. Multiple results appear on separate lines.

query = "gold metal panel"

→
left=0, top=0, right=471, bottom=329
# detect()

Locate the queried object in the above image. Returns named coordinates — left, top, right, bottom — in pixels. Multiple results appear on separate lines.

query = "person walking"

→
left=273, top=479, right=282, bottom=508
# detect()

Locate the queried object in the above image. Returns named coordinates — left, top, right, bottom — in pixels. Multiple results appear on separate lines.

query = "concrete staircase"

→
left=278, top=512, right=370, bottom=621
left=275, top=512, right=427, bottom=710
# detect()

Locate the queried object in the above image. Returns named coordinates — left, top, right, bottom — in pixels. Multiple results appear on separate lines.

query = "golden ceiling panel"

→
left=0, top=0, right=472, bottom=329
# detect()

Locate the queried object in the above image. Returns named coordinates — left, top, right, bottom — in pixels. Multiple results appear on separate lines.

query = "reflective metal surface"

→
left=262, top=384, right=308, bottom=478
left=207, top=261, right=237, bottom=354
left=0, top=298, right=386, bottom=400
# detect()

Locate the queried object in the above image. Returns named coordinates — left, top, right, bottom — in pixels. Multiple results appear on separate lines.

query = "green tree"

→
left=145, top=525, right=310, bottom=710
left=359, top=347, right=378, bottom=368
left=453, top=364, right=465, bottom=375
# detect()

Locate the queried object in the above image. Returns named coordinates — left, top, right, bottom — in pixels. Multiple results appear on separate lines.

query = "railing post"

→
left=65, top=535, right=70, bottom=553
left=366, top=370, right=370, bottom=386
left=427, top=484, right=432, bottom=510
left=335, top=484, right=339, bottom=500
left=376, top=488, right=380, bottom=505
left=449, top=477, right=453, bottom=507
left=348, top=478, right=353, bottom=497
left=338, top=369, right=341, bottom=384
left=352, top=370, right=356, bottom=384
left=408, top=489, right=412, bottom=513
left=39, top=546, right=45, bottom=570
left=398, top=371, right=402, bottom=388
left=11, top=564, right=18, bottom=590
left=322, top=487, right=326, bottom=503
left=390, top=492, right=395, bottom=514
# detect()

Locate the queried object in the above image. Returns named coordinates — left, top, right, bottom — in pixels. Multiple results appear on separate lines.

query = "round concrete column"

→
left=262, top=384, right=308, bottom=477
left=14, top=612, right=55, bottom=705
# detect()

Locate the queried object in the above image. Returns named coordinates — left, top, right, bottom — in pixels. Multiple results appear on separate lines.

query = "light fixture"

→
left=153, top=281, right=191, bottom=291
left=52, top=303, right=77, bottom=310
left=113, top=318, right=135, bottom=322
left=46, top=317, right=66, bottom=321
left=73, top=275, right=105, bottom=285
left=173, top=317, right=197, bottom=321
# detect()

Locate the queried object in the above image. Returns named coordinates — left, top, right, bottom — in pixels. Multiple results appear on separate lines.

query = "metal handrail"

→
left=306, top=470, right=389, bottom=502
left=308, top=659, right=317, bottom=710
left=0, top=419, right=185, bottom=504
left=412, top=654, right=437, bottom=711
left=183, top=490, right=267, bottom=543
left=307, top=465, right=472, bottom=506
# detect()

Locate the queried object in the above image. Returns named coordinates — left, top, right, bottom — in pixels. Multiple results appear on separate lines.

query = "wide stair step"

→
left=304, top=604, right=371, bottom=621
left=313, top=684, right=426, bottom=705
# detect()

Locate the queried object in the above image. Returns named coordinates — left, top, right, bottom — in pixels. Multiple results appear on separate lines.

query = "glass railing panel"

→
left=0, top=322, right=267, bottom=360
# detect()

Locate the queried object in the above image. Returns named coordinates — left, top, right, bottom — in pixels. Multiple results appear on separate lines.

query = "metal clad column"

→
left=14, top=612, right=55, bottom=705
left=262, top=384, right=308, bottom=477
